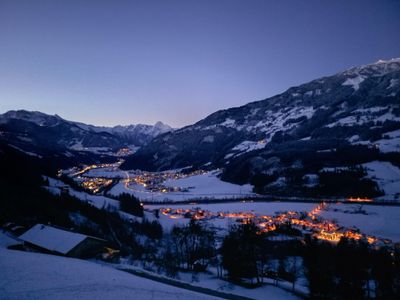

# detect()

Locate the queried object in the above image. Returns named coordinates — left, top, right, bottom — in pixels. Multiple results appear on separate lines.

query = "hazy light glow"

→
left=0, top=0, right=399, bottom=127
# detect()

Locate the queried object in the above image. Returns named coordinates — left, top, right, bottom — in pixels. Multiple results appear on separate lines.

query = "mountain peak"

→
left=342, top=57, right=400, bottom=77
left=0, top=110, right=62, bottom=126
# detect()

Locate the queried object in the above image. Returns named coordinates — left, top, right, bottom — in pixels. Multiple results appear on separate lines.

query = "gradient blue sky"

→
left=0, top=0, right=399, bottom=127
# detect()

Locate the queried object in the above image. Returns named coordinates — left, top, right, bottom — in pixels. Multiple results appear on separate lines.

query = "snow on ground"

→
left=326, top=107, right=400, bottom=128
left=224, top=140, right=266, bottom=159
left=371, top=129, right=400, bottom=153
left=374, top=136, right=400, bottom=153
left=110, top=171, right=255, bottom=202
left=219, top=118, right=236, bottom=127
left=342, top=75, right=365, bottom=90
left=253, top=107, right=315, bottom=138
left=0, top=242, right=218, bottom=300
left=19, top=224, right=88, bottom=255
left=0, top=231, right=300, bottom=300
left=185, top=273, right=301, bottom=300
left=362, top=161, right=400, bottom=199
left=145, top=202, right=315, bottom=231
left=119, top=264, right=301, bottom=300
left=46, top=177, right=120, bottom=209
left=69, top=143, right=115, bottom=155
left=68, top=188, right=120, bottom=209
left=320, top=203, right=400, bottom=242
left=232, top=140, right=266, bottom=153
left=163, top=171, right=253, bottom=195
left=82, top=168, right=126, bottom=178
left=0, top=231, right=21, bottom=247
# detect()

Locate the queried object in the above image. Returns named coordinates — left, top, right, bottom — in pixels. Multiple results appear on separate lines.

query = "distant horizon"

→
left=1, top=56, right=399, bottom=128
left=1, top=0, right=399, bottom=127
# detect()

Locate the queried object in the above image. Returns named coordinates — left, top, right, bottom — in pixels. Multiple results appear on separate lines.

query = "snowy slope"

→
left=0, top=241, right=217, bottom=300
left=362, top=161, right=400, bottom=199
left=122, top=58, right=400, bottom=200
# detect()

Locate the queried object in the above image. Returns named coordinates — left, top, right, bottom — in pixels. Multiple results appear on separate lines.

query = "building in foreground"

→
left=19, top=224, right=107, bottom=258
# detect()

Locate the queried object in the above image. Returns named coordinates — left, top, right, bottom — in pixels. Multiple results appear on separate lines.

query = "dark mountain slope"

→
left=121, top=59, right=400, bottom=198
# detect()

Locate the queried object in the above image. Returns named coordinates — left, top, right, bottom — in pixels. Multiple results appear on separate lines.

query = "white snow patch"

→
left=387, top=78, right=399, bottom=89
left=202, top=135, right=214, bottom=143
left=220, top=118, right=236, bottom=127
left=232, top=140, right=266, bottom=152
left=342, top=75, right=365, bottom=91
left=362, top=161, right=400, bottom=199
left=348, top=135, right=360, bottom=143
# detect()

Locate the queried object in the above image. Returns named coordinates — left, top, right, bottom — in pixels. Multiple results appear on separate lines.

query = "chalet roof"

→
left=19, top=224, right=103, bottom=255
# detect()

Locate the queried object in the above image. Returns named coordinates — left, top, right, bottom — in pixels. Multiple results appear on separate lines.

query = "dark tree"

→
left=170, top=220, right=216, bottom=271
left=118, top=193, right=143, bottom=217
left=221, top=221, right=268, bottom=284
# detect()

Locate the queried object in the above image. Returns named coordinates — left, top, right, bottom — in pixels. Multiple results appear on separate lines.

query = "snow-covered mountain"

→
left=76, top=121, right=172, bottom=146
left=122, top=58, right=400, bottom=198
left=0, top=110, right=172, bottom=163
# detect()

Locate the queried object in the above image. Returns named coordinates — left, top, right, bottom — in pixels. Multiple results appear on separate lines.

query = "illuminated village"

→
left=157, top=202, right=385, bottom=246
left=59, top=162, right=394, bottom=249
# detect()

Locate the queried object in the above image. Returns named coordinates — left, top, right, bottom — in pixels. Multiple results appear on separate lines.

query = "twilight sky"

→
left=0, top=0, right=399, bottom=127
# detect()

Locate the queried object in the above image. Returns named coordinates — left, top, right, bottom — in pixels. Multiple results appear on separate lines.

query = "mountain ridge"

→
left=0, top=110, right=173, bottom=167
left=121, top=58, right=400, bottom=198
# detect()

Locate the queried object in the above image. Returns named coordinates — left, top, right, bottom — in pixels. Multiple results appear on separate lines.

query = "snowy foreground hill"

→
left=0, top=233, right=217, bottom=300
left=0, top=232, right=299, bottom=300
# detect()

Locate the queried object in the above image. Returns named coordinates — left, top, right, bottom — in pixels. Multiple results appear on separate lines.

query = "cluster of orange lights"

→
left=81, top=178, right=113, bottom=193
left=347, top=197, right=373, bottom=203
left=160, top=208, right=256, bottom=222
left=159, top=202, right=381, bottom=245
left=315, top=230, right=377, bottom=244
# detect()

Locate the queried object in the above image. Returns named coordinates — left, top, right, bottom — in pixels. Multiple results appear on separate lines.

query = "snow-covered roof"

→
left=19, top=224, right=94, bottom=255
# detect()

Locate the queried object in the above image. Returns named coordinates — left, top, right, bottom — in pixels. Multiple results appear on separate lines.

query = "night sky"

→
left=1, top=0, right=399, bottom=127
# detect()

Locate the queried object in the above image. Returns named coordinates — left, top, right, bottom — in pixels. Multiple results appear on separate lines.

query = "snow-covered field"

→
left=320, top=203, right=400, bottom=242
left=373, top=129, right=400, bottom=153
left=145, top=202, right=316, bottom=231
left=362, top=161, right=400, bottom=199
left=0, top=231, right=301, bottom=300
left=146, top=201, right=400, bottom=243
left=0, top=232, right=218, bottom=300
left=110, top=171, right=255, bottom=201
left=82, top=167, right=126, bottom=178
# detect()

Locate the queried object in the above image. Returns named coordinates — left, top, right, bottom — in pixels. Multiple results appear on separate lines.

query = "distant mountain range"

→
left=1, top=58, right=399, bottom=198
left=121, top=58, right=400, bottom=199
left=0, top=110, right=172, bottom=167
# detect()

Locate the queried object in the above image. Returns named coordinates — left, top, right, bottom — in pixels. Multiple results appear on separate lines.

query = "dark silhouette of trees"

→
left=170, top=220, right=216, bottom=271
left=221, top=222, right=268, bottom=284
left=372, top=247, right=400, bottom=299
left=303, top=236, right=337, bottom=299
left=118, top=193, right=143, bottom=217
